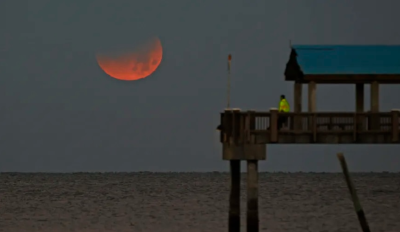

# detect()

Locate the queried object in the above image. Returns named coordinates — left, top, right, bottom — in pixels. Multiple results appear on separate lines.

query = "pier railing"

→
left=220, top=109, right=400, bottom=144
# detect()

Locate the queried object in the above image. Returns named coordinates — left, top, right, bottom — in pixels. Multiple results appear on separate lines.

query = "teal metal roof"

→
left=292, top=45, right=400, bottom=75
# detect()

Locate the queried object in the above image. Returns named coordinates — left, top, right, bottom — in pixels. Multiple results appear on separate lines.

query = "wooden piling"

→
left=337, top=153, right=370, bottom=232
left=229, top=160, right=241, bottom=232
left=246, top=160, right=259, bottom=232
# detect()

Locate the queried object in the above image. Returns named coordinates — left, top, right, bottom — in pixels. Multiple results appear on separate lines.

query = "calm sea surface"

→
left=0, top=172, right=399, bottom=232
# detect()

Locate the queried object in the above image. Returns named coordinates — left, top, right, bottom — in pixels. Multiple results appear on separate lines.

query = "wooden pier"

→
left=219, top=45, right=400, bottom=232
left=220, top=109, right=400, bottom=145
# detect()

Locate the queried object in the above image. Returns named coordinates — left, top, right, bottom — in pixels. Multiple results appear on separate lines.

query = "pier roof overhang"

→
left=284, top=45, right=400, bottom=84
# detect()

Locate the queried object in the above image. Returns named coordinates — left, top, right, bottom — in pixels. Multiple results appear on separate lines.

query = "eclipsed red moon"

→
left=96, top=37, right=163, bottom=81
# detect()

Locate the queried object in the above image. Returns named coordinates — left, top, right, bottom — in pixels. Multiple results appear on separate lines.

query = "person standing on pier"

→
left=278, top=94, right=290, bottom=129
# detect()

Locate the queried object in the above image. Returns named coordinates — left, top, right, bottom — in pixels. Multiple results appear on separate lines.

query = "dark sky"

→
left=1, top=0, right=400, bottom=172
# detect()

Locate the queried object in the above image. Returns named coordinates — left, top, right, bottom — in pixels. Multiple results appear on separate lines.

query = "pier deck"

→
left=220, top=109, right=400, bottom=145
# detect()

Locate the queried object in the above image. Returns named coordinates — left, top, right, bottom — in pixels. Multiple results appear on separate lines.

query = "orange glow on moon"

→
left=96, top=37, right=163, bottom=81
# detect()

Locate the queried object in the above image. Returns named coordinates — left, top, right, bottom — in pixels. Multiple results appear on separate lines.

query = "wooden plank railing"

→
left=220, top=109, right=400, bottom=144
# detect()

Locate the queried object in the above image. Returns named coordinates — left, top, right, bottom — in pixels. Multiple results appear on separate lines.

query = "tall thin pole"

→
left=227, top=54, right=232, bottom=109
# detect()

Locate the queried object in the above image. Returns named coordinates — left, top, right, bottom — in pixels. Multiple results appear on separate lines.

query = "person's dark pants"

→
left=278, top=115, right=287, bottom=129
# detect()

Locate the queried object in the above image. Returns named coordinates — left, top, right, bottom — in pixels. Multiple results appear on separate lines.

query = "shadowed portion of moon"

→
left=96, top=37, right=163, bottom=81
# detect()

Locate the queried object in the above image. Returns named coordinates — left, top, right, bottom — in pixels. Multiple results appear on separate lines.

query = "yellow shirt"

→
left=279, top=99, right=290, bottom=112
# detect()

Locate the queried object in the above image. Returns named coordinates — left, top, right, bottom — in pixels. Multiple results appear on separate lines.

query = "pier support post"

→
left=229, top=160, right=241, bottom=232
left=246, top=160, right=259, bottom=232
left=221, top=109, right=266, bottom=232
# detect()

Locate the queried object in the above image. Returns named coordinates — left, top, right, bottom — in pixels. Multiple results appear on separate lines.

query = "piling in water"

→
left=229, top=160, right=240, bottom=232
left=246, top=160, right=259, bottom=232
left=337, top=153, right=371, bottom=232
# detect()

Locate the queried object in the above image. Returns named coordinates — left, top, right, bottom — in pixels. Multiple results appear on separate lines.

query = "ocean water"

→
left=0, top=172, right=399, bottom=232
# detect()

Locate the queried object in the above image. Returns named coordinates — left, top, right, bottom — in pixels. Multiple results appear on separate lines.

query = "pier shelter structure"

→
left=219, top=45, right=400, bottom=232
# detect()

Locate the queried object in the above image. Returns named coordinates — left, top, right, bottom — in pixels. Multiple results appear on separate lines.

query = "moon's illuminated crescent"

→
left=96, top=37, right=163, bottom=81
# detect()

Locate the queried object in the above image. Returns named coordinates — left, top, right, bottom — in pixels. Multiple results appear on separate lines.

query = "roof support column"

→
left=294, top=82, right=302, bottom=130
left=308, top=81, right=316, bottom=131
left=356, top=84, right=364, bottom=112
left=370, top=81, right=379, bottom=112
left=370, top=81, right=379, bottom=130
left=355, top=83, right=364, bottom=132
left=308, top=81, right=316, bottom=112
